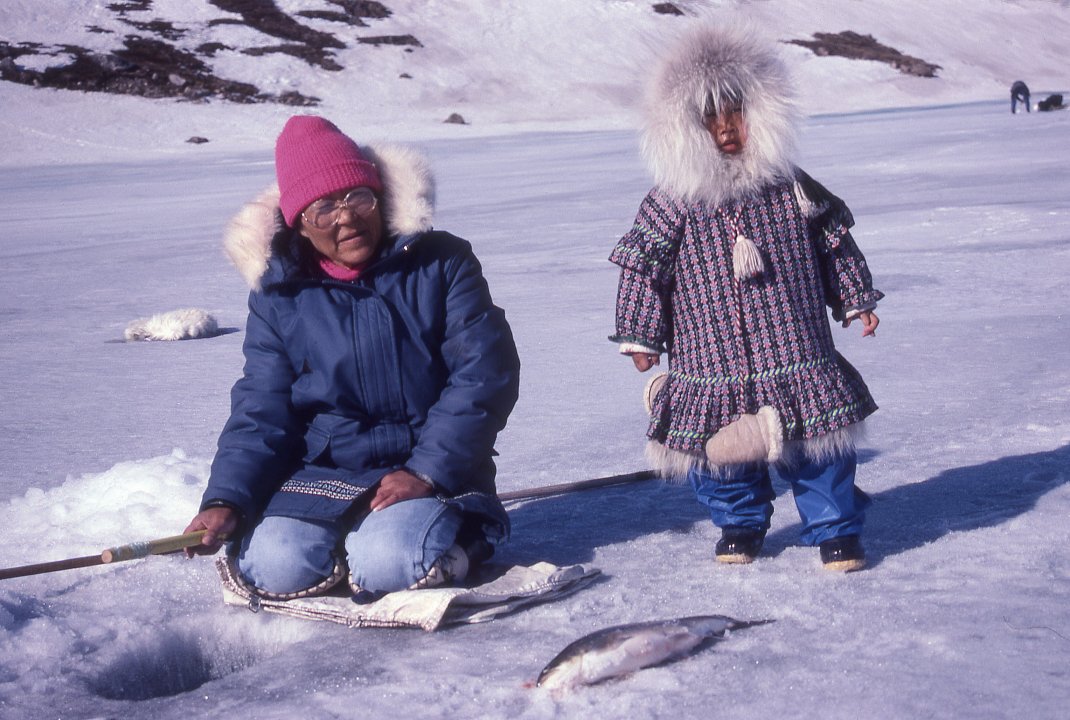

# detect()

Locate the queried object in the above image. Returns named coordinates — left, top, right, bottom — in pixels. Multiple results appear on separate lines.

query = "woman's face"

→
left=298, top=187, right=384, bottom=269
left=705, top=101, right=748, bottom=155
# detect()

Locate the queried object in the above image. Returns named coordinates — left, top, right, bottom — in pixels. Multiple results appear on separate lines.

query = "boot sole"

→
left=715, top=553, right=756, bottom=565
left=822, top=557, right=867, bottom=573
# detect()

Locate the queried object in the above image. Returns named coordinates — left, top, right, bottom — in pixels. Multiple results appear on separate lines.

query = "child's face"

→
left=705, top=102, right=747, bottom=155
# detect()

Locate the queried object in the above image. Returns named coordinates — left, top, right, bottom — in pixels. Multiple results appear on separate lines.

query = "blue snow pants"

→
left=688, top=451, right=871, bottom=545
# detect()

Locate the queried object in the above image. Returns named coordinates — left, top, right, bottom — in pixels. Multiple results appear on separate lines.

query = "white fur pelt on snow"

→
left=124, top=308, right=219, bottom=341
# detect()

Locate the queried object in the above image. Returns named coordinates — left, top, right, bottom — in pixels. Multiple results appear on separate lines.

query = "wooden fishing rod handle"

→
left=101, top=529, right=215, bottom=563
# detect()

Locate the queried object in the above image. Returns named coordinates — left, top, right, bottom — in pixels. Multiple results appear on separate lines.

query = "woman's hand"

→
left=631, top=353, right=661, bottom=372
left=370, top=468, right=434, bottom=512
left=183, top=506, right=239, bottom=558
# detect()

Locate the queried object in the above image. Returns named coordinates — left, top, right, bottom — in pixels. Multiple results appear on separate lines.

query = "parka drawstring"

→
left=719, top=203, right=757, bottom=413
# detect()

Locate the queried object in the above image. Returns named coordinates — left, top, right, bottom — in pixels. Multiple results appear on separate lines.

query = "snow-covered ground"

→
left=1, top=1, right=1069, bottom=718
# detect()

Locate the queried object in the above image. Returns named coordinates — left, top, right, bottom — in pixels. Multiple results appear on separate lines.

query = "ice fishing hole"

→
left=87, top=620, right=311, bottom=701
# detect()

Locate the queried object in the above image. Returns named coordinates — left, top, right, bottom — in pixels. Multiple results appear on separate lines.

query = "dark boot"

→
left=715, top=526, right=766, bottom=564
left=819, top=535, right=866, bottom=572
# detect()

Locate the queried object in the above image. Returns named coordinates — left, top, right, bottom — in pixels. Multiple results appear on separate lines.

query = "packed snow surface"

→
left=0, top=1, right=1068, bottom=718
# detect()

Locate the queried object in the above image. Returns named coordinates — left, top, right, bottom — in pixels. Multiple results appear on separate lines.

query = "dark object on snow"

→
left=357, top=34, right=422, bottom=47
left=786, top=31, right=940, bottom=78
left=444, top=112, right=468, bottom=124
left=1011, top=80, right=1030, bottom=114
left=186, top=136, right=209, bottom=144
left=1037, top=93, right=1066, bottom=112
left=653, top=3, right=684, bottom=16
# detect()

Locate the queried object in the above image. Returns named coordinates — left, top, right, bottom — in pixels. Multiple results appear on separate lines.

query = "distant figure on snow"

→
left=1037, top=93, right=1066, bottom=112
left=1011, top=80, right=1031, bottom=113
left=609, top=22, right=882, bottom=572
left=184, top=116, right=520, bottom=601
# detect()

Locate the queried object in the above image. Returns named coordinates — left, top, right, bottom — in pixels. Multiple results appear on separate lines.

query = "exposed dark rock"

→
left=107, top=1, right=152, bottom=14
left=0, top=1, right=421, bottom=106
left=208, top=0, right=344, bottom=52
left=277, top=90, right=319, bottom=106
left=298, top=10, right=367, bottom=26
left=329, top=0, right=391, bottom=19
left=195, top=42, right=230, bottom=57
left=299, top=0, right=392, bottom=25
left=120, top=19, right=187, bottom=41
left=242, top=43, right=343, bottom=71
left=652, top=3, right=684, bottom=16
left=443, top=112, right=467, bottom=125
left=357, top=34, right=421, bottom=47
left=186, top=136, right=210, bottom=144
left=0, top=36, right=317, bottom=105
left=787, top=31, right=941, bottom=78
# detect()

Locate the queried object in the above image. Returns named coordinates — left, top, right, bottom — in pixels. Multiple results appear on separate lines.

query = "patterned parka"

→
left=200, top=145, right=520, bottom=543
left=611, top=23, right=883, bottom=475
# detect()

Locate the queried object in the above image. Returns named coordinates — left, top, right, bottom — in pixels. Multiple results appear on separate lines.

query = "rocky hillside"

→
left=0, top=0, right=942, bottom=107
left=0, top=0, right=411, bottom=105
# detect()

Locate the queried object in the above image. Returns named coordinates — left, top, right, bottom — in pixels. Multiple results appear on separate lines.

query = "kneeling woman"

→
left=185, top=116, right=521, bottom=599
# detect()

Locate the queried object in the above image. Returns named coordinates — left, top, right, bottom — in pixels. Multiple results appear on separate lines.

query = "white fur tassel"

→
left=732, top=234, right=765, bottom=280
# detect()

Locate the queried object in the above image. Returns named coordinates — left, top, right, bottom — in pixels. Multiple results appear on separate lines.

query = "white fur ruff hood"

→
left=641, top=21, right=800, bottom=206
left=223, top=143, right=436, bottom=290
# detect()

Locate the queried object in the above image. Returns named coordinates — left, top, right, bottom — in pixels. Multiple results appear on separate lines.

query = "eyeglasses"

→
left=301, top=188, right=379, bottom=229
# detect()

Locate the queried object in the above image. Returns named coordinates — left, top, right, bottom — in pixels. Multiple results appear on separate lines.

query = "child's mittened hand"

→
left=843, top=310, right=880, bottom=337
left=631, top=353, right=661, bottom=371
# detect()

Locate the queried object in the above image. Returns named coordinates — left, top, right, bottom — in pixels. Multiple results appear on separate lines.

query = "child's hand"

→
left=843, top=310, right=879, bottom=337
left=631, top=353, right=661, bottom=372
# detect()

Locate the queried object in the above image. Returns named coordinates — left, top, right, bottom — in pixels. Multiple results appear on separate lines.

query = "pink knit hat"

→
left=274, top=115, right=383, bottom=227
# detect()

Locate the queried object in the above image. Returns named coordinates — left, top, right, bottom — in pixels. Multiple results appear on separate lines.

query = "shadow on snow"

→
left=768, top=443, right=1070, bottom=566
left=502, top=443, right=1070, bottom=571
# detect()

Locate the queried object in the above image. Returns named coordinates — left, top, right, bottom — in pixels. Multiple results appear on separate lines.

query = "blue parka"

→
left=200, top=145, right=520, bottom=543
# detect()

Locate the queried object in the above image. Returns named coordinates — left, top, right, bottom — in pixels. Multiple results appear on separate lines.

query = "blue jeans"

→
left=237, top=497, right=464, bottom=594
left=688, top=451, right=870, bottom=545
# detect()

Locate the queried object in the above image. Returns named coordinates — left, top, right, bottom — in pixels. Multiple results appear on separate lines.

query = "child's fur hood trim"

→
left=223, top=143, right=436, bottom=290
left=641, top=21, right=800, bottom=206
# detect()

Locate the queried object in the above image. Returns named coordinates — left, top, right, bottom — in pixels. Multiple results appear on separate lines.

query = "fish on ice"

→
left=535, top=614, right=771, bottom=691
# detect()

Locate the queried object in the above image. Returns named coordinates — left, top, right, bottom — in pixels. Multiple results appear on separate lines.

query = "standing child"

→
left=610, top=22, right=883, bottom=571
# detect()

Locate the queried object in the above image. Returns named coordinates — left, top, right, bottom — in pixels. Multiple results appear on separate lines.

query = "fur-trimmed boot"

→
left=705, top=406, right=784, bottom=465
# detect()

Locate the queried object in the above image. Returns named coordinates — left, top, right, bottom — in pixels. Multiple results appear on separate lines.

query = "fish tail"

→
left=729, top=618, right=775, bottom=631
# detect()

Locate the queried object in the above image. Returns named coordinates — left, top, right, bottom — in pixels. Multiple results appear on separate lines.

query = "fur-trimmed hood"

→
left=641, top=21, right=800, bottom=206
left=223, top=143, right=436, bottom=290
